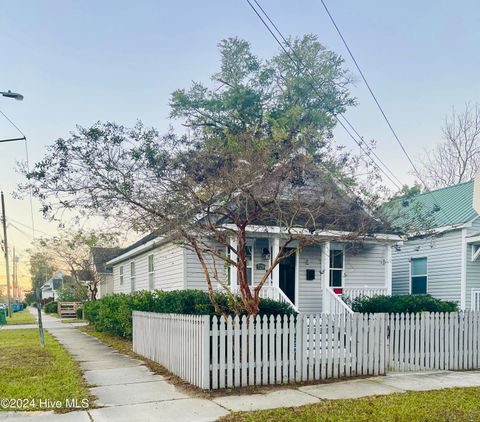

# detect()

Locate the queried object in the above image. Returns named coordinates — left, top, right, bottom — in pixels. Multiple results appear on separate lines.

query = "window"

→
left=227, top=243, right=254, bottom=286
left=329, top=248, right=344, bottom=287
left=148, top=255, right=155, bottom=290
left=246, top=244, right=253, bottom=286
left=130, top=261, right=136, bottom=293
left=119, top=266, right=124, bottom=285
left=411, top=257, right=427, bottom=294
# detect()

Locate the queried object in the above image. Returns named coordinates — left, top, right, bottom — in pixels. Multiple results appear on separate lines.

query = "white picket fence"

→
left=133, top=311, right=480, bottom=390
left=388, top=312, right=480, bottom=372
left=133, top=312, right=210, bottom=388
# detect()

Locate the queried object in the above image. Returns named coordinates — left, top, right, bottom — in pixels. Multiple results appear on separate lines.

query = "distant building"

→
left=40, top=272, right=64, bottom=301
left=90, top=247, right=123, bottom=298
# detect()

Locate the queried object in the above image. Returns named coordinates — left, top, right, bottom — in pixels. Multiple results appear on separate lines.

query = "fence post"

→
left=201, top=315, right=211, bottom=389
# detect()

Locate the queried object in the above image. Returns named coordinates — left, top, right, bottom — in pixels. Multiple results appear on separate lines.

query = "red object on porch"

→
left=333, top=288, right=343, bottom=294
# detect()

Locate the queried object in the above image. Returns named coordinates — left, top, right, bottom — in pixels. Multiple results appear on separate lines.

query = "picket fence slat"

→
left=132, top=311, right=480, bottom=390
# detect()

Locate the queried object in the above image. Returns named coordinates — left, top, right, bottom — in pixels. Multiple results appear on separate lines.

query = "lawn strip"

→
left=220, top=386, right=480, bottom=422
left=0, top=329, right=94, bottom=412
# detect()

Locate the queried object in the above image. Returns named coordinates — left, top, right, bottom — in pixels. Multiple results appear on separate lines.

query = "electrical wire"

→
left=246, top=0, right=457, bottom=227
left=246, top=0, right=403, bottom=191
left=0, top=107, right=36, bottom=238
left=316, top=0, right=457, bottom=226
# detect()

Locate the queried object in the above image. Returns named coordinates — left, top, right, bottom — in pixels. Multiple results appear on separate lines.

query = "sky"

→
left=0, top=0, right=479, bottom=290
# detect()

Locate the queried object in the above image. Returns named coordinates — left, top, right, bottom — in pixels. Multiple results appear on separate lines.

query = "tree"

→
left=418, top=103, right=480, bottom=188
left=28, top=250, right=56, bottom=292
left=21, top=36, right=388, bottom=316
left=56, top=283, right=88, bottom=302
left=32, top=230, right=119, bottom=301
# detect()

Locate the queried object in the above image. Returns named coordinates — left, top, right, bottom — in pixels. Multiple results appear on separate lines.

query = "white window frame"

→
left=130, top=261, right=136, bottom=293
left=228, top=241, right=255, bottom=287
left=148, top=254, right=155, bottom=290
left=246, top=240, right=254, bottom=286
left=329, top=244, right=345, bottom=288
left=119, top=265, right=124, bottom=285
left=409, top=256, right=428, bottom=295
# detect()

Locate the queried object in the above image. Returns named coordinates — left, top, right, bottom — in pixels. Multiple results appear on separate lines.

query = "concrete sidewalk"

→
left=3, top=310, right=480, bottom=421
left=0, top=310, right=229, bottom=422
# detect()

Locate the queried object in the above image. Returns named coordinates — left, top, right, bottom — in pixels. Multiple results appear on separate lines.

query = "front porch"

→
left=228, top=231, right=396, bottom=314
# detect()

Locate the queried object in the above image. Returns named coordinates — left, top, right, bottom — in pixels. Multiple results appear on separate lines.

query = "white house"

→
left=391, top=181, right=480, bottom=310
left=107, top=226, right=400, bottom=314
left=90, top=247, right=122, bottom=299
left=40, top=272, right=64, bottom=301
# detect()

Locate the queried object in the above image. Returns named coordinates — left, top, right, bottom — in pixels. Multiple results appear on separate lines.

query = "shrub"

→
left=41, top=297, right=54, bottom=306
left=84, top=289, right=296, bottom=339
left=44, top=301, right=58, bottom=314
left=76, top=307, right=84, bottom=319
left=352, top=294, right=459, bottom=314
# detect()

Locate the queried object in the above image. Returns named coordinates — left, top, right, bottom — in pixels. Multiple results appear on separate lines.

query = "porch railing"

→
left=226, top=284, right=299, bottom=313
left=343, top=287, right=389, bottom=302
left=258, top=285, right=299, bottom=313
left=324, top=286, right=354, bottom=315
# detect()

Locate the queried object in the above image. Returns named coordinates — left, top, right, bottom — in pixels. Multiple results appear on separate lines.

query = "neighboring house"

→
left=90, top=247, right=123, bottom=298
left=107, top=222, right=400, bottom=315
left=40, top=272, right=64, bottom=301
left=390, top=180, right=480, bottom=310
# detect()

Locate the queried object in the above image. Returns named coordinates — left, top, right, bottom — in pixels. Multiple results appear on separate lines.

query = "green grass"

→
left=6, top=310, right=37, bottom=325
left=221, top=387, right=480, bottom=422
left=0, top=329, right=92, bottom=411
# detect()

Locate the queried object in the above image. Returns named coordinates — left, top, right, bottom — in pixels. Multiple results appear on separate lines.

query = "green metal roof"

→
left=385, top=180, right=478, bottom=232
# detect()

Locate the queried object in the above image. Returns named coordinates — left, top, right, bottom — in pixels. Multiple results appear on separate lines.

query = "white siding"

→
left=154, top=243, right=185, bottom=291
left=392, top=229, right=462, bottom=304
left=184, top=241, right=228, bottom=291
left=112, top=242, right=185, bottom=293
left=298, top=245, right=323, bottom=314
left=252, top=238, right=271, bottom=287
left=113, top=263, right=130, bottom=294
left=344, top=243, right=388, bottom=288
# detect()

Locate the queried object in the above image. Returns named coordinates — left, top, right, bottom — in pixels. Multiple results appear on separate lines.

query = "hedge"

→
left=43, top=301, right=58, bottom=314
left=351, top=294, right=459, bottom=314
left=84, top=289, right=296, bottom=339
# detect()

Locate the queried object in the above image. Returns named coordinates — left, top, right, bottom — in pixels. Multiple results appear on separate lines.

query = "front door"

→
left=279, top=249, right=296, bottom=304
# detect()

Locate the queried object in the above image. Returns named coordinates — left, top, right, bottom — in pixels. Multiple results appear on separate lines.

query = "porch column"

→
left=321, top=241, right=330, bottom=312
left=229, top=236, right=238, bottom=292
left=271, top=237, right=280, bottom=291
left=385, top=244, right=392, bottom=295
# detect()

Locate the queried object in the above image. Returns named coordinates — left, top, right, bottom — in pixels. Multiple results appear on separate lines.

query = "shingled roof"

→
left=91, top=247, right=124, bottom=273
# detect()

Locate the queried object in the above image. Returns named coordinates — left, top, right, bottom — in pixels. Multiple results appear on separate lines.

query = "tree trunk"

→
left=236, top=227, right=259, bottom=316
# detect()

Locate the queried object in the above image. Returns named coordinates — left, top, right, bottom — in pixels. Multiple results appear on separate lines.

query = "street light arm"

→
left=0, top=136, right=26, bottom=143
left=0, top=90, right=24, bottom=101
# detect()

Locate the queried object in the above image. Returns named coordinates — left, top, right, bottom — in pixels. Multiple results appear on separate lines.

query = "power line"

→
left=317, top=0, right=457, bottom=226
left=8, top=217, right=52, bottom=238
left=0, top=108, right=36, bottom=237
left=0, top=109, right=26, bottom=138
left=245, top=0, right=403, bottom=191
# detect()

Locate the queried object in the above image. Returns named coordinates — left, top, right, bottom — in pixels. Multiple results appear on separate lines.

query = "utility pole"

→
left=15, top=254, right=19, bottom=302
left=1, top=192, right=11, bottom=318
left=12, top=247, right=16, bottom=302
